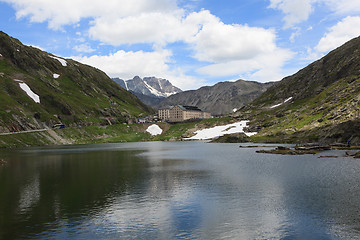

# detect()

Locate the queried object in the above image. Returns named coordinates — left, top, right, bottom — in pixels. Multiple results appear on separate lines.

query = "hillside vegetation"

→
left=236, top=35, right=360, bottom=144
left=0, top=31, right=152, bottom=135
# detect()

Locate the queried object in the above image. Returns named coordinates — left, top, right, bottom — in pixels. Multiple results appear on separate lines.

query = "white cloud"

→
left=73, top=43, right=95, bottom=53
left=88, top=9, right=197, bottom=46
left=3, top=0, right=177, bottom=30
left=268, top=0, right=314, bottom=28
left=3, top=0, right=294, bottom=86
left=196, top=48, right=294, bottom=82
left=315, top=16, right=360, bottom=53
left=190, top=18, right=278, bottom=62
left=73, top=49, right=204, bottom=90
left=269, top=0, right=360, bottom=28
left=74, top=49, right=172, bottom=79
left=322, top=0, right=360, bottom=15
left=85, top=8, right=293, bottom=84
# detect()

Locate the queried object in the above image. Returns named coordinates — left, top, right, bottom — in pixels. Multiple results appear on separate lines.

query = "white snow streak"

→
left=185, top=121, right=257, bottom=140
left=53, top=73, right=60, bottom=79
left=270, top=97, right=293, bottom=109
left=146, top=124, right=163, bottom=136
left=123, top=80, right=129, bottom=90
left=0, top=53, right=3, bottom=57
left=284, top=97, right=293, bottom=103
left=18, top=82, right=40, bottom=103
left=143, top=81, right=163, bottom=97
left=49, top=55, right=67, bottom=66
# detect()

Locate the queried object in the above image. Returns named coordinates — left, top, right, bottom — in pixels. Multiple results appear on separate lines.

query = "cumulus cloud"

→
left=315, top=16, right=360, bottom=53
left=197, top=48, right=294, bottom=82
left=88, top=10, right=197, bottom=46
left=2, top=0, right=177, bottom=30
left=189, top=16, right=278, bottom=62
left=269, top=0, right=314, bottom=28
left=2, top=0, right=294, bottom=85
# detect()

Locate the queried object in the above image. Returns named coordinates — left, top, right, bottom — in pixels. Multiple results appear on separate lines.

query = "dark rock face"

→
left=0, top=31, right=151, bottom=133
left=157, top=80, right=274, bottom=115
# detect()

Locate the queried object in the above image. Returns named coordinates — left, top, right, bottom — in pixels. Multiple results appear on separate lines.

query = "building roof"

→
left=178, top=105, right=202, bottom=112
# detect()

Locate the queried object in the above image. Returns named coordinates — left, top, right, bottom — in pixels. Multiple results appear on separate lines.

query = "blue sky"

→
left=1, top=0, right=360, bottom=90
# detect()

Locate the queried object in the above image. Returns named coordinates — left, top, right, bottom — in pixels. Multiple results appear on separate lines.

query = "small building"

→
left=158, top=105, right=211, bottom=122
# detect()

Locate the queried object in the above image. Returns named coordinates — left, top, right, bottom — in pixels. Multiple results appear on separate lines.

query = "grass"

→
left=0, top=117, right=236, bottom=148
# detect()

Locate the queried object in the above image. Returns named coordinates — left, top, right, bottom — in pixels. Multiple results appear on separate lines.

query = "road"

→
left=0, top=128, right=48, bottom=136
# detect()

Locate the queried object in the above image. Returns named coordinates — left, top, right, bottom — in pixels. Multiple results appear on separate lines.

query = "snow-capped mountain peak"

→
left=113, top=76, right=182, bottom=98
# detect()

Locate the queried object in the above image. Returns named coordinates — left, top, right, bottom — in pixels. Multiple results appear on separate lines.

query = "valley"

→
left=1, top=31, right=360, bottom=148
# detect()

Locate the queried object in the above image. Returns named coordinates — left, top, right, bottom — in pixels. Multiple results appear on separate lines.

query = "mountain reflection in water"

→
left=0, top=141, right=360, bottom=240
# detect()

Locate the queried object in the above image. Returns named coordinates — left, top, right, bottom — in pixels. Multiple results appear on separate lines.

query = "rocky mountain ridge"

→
left=113, top=76, right=182, bottom=106
left=157, top=80, right=274, bottom=115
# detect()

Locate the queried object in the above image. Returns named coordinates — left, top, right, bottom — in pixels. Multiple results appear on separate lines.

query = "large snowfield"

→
left=185, top=121, right=257, bottom=140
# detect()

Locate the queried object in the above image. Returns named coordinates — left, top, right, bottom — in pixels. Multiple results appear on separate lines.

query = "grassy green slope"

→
left=0, top=31, right=152, bottom=134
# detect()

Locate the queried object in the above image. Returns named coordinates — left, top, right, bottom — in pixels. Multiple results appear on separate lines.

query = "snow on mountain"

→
left=15, top=80, right=40, bottom=103
left=112, top=76, right=182, bottom=98
left=270, top=97, right=293, bottom=109
left=49, top=55, right=67, bottom=67
left=184, top=121, right=257, bottom=140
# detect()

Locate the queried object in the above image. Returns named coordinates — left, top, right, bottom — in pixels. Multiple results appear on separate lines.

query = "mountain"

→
left=113, top=76, right=182, bottom=106
left=236, top=35, right=360, bottom=144
left=0, top=31, right=152, bottom=133
left=157, top=80, right=274, bottom=115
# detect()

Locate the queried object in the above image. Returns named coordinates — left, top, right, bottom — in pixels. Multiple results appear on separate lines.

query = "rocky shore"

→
left=254, top=144, right=360, bottom=158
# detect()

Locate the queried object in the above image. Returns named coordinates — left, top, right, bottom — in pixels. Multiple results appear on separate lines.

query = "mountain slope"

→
left=0, top=31, right=151, bottom=133
left=236, top=35, right=360, bottom=144
left=157, top=80, right=274, bottom=115
left=113, top=76, right=182, bottom=106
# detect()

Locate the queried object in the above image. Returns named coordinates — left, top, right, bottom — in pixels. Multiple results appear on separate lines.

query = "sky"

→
left=1, top=0, right=360, bottom=90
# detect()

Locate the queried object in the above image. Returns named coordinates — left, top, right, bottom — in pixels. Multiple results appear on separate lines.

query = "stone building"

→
left=158, top=105, right=211, bottom=122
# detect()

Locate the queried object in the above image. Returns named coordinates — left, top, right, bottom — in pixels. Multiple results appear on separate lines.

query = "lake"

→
left=1, top=141, right=360, bottom=239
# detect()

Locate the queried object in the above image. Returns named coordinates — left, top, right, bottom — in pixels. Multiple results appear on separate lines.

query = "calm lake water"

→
left=1, top=141, right=360, bottom=240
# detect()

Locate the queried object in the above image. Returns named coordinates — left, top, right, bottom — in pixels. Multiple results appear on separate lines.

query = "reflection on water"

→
left=1, top=142, right=360, bottom=239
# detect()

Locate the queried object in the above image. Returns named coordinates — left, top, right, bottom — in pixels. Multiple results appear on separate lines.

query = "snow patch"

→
left=0, top=53, right=2, bottom=57
left=270, top=97, right=293, bottom=109
left=18, top=82, right=40, bottom=103
left=143, top=81, right=163, bottom=97
left=49, top=55, right=67, bottom=66
left=53, top=73, right=60, bottom=79
left=185, top=121, right=257, bottom=140
left=284, top=97, right=293, bottom=103
left=146, top=124, right=163, bottom=136
left=233, top=108, right=238, bottom=113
